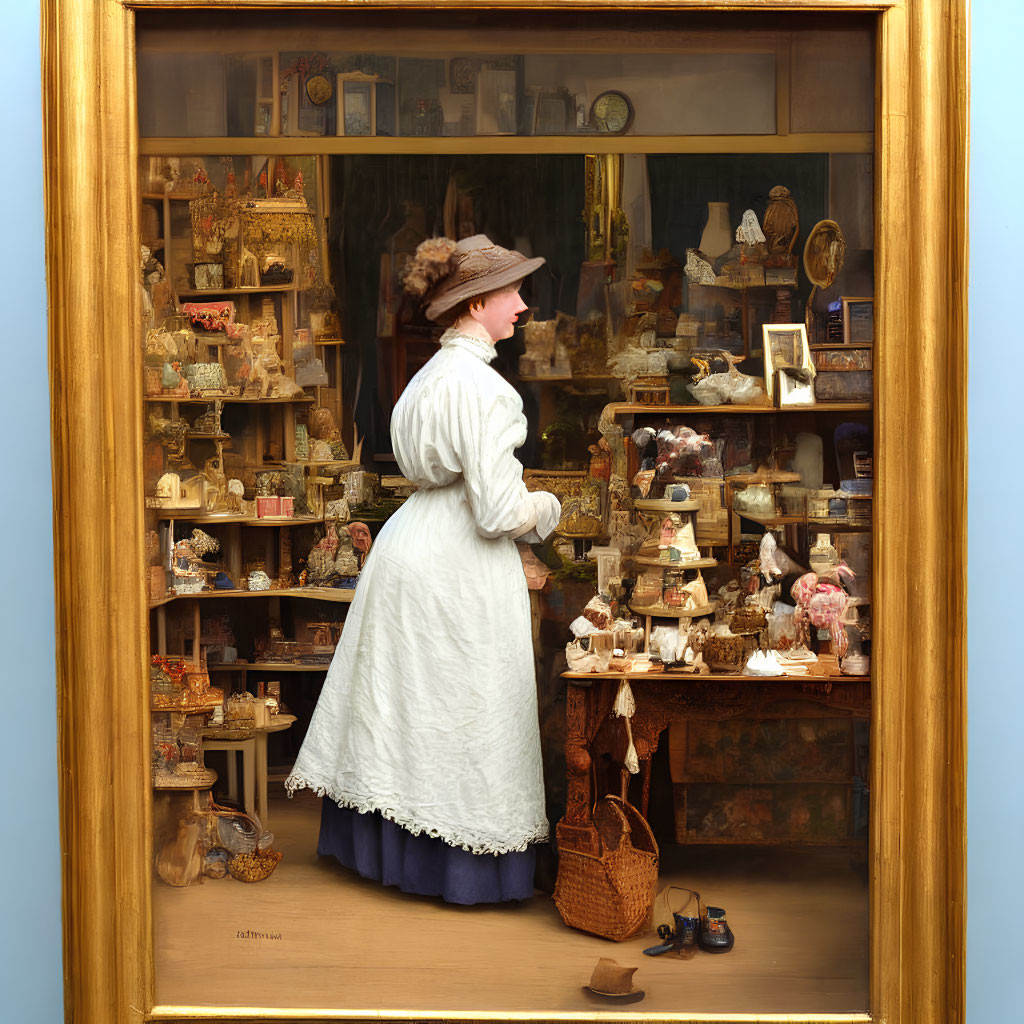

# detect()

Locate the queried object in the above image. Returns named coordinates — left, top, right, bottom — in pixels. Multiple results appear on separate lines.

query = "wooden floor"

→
left=153, top=791, right=869, bottom=1017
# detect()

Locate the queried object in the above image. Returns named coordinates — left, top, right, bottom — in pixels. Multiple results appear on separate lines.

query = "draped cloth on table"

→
left=286, top=329, right=559, bottom=858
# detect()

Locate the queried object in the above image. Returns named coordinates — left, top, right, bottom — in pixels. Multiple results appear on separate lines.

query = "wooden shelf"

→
left=630, top=555, right=718, bottom=569
left=734, top=513, right=807, bottom=527
left=144, top=395, right=314, bottom=404
left=737, top=512, right=871, bottom=533
left=142, top=191, right=198, bottom=201
left=138, top=132, right=875, bottom=158
left=609, top=402, right=872, bottom=417
left=564, top=670, right=869, bottom=682
left=631, top=602, right=716, bottom=619
left=177, top=284, right=298, bottom=297
left=810, top=343, right=873, bottom=350
left=681, top=777, right=855, bottom=787
left=676, top=836, right=865, bottom=847
left=150, top=586, right=354, bottom=608
left=157, top=514, right=326, bottom=527
left=519, top=374, right=619, bottom=386
left=207, top=662, right=330, bottom=672
left=185, top=432, right=231, bottom=441
left=301, top=460, right=362, bottom=471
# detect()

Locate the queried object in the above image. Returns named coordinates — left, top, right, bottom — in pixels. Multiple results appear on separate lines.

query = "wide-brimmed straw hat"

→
left=424, top=234, right=544, bottom=320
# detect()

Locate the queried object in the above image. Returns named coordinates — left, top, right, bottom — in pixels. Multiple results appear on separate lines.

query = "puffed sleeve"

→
left=455, top=387, right=560, bottom=541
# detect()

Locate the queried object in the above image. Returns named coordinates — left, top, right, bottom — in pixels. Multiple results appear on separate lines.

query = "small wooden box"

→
left=628, top=375, right=670, bottom=406
left=814, top=370, right=872, bottom=403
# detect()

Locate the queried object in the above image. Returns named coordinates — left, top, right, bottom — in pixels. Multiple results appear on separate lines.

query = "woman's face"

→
left=469, top=286, right=528, bottom=341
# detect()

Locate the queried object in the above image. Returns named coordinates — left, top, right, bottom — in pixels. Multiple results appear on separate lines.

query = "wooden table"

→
left=557, top=670, right=871, bottom=851
left=203, top=714, right=296, bottom=827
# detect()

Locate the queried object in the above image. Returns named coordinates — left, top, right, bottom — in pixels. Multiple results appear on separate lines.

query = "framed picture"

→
left=448, top=56, right=475, bottom=94
left=534, top=87, right=573, bottom=134
left=336, top=72, right=378, bottom=136
left=762, top=323, right=812, bottom=401
left=842, top=295, right=874, bottom=345
left=475, top=68, right=516, bottom=134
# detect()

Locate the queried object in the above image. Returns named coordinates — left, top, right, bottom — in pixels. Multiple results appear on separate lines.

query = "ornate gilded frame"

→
left=42, top=1, right=967, bottom=1021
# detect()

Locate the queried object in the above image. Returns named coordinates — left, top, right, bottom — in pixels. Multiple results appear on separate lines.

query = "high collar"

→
left=439, top=328, right=498, bottom=364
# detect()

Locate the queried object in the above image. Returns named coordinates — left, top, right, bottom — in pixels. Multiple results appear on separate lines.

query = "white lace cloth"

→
left=285, top=329, right=560, bottom=854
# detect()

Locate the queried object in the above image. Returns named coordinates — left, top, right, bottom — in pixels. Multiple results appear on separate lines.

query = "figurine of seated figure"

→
left=333, top=529, right=359, bottom=576
left=658, top=513, right=700, bottom=563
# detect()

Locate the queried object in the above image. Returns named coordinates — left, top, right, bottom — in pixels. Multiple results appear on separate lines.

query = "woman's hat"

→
left=421, top=234, right=545, bottom=320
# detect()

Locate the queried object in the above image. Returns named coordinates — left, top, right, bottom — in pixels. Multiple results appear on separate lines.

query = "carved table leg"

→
left=640, top=756, right=653, bottom=818
left=562, top=682, right=593, bottom=827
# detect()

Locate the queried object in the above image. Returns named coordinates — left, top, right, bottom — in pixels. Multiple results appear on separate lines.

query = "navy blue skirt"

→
left=317, top=798, right=537, bottom=905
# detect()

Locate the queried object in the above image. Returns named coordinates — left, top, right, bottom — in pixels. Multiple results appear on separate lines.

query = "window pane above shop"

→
left=136, top=14, right=874, bottom=142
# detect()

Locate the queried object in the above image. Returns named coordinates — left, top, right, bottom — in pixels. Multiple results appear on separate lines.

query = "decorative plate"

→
left=305, top=73, right=333, bottom=105
left=590, top=90, right=634, bottom=134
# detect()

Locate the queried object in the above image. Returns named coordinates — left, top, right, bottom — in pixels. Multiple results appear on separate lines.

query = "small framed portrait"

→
left=762, top=323, right=813, bottom=401
left=336, top=72, right=378, bottom=136
left=842, top=296, right=874, bottom=345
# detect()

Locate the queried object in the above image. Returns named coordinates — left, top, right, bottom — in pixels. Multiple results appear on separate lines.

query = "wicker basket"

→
left=554, top=796, right=659, bottom=941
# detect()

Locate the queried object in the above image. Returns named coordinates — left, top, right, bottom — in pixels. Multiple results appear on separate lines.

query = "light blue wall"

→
left=0, top=2, right=64, bottom=1022
left=966, top=1, right=1023, bottom=1021
left=0, top=3, right=1017, bottom=1020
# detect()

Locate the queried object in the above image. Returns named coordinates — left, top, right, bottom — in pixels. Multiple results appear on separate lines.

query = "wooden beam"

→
left=139, top=132, right=875, bottom=156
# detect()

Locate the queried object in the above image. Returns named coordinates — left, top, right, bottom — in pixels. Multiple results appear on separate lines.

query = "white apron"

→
left=286, top=329, right=559, bottom=854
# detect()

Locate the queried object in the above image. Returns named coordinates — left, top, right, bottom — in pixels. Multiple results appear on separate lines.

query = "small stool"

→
left=204, top=736, right=256, bottom=821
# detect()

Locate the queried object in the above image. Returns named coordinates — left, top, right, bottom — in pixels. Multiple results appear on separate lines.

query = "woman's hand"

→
left=513, top=491, right=561, bottom=544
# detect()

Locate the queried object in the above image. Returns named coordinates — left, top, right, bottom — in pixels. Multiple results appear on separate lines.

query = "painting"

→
left=762, top=323, right=812, bottom=401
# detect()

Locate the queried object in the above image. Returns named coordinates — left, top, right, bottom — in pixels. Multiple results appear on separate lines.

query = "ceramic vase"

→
left=699, top=201, right=732, bottom=259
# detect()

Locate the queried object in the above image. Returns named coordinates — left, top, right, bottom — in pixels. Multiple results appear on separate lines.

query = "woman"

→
left=286, top=234, right=561, bottom=904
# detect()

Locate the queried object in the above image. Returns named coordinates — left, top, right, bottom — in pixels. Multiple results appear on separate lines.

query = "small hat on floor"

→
left=584, top=958, right=644, bottom=1002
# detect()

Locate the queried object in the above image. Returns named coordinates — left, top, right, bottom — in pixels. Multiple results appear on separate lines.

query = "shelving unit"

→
left=590, top=383, right=872, bottom=845
left=142, top=157, right=364, bottom=821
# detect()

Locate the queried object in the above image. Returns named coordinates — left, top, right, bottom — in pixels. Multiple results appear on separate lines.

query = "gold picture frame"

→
left=843, top=295, right=875, bottom=345
left=42, top=1, right=967, bottom=1021
left=336, top=72, right=378, bottom=137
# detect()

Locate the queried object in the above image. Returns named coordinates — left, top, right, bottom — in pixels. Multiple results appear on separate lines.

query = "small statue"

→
left=226, top=478, right=244, bottom=513
left=333, top=529, right=359, bottom=576
left=735, top=209, right=767, bottom=247
left=306, top=524, right=340, bottom=585
left=762, top=185, right=799, bottom=261
left=202, top=455, right=228, bottom=511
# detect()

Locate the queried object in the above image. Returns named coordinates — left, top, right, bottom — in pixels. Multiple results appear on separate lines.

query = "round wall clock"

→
left=590, top=91, right=634, bottom=134
left=305, top=74, right=333, bottom=106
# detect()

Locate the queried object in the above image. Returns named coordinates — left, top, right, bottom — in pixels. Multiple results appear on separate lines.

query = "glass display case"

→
left=43, top=2, right=970, bottom=1022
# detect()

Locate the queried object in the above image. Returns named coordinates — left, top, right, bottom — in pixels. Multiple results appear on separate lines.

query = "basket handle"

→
left=601, top=794, right=659, bottom=857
